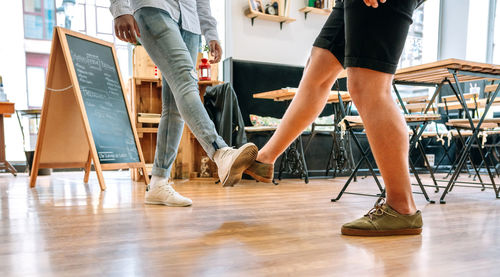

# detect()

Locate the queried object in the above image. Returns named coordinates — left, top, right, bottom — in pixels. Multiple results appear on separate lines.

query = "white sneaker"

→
left=213, top=143, right=258, bottom=187
left=145, top=179, right=192, bottom=207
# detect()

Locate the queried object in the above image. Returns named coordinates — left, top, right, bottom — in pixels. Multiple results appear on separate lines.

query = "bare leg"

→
left=347, top=67, right=416, bottom=215
left=257, top=47, right=343, bottom=164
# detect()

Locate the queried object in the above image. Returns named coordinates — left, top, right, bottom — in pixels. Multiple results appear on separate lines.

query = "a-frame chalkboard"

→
left=30, top=27, right=149, bottom=190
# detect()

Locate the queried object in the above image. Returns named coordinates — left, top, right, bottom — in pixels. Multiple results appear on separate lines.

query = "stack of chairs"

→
left=437, top=84, right=500, bottom=192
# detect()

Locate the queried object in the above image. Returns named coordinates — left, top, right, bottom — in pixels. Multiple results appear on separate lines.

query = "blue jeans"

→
left=134, top=8, right=228, bottom=178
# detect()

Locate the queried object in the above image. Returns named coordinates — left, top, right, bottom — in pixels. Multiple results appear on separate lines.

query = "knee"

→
left=303, top=47, right=343, bottom=90
left=347, top=76, right=366, bottom=103
left=161, top=105, right=182, bottom=119
left=347, top=68, right=393, bottom=105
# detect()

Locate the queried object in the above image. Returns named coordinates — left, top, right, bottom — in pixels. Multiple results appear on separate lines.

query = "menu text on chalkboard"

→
left=66, top=34, right=140, bottom=164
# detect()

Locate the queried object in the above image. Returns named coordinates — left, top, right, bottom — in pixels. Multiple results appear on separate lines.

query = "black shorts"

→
left=313, top=0, right=420, bottom=74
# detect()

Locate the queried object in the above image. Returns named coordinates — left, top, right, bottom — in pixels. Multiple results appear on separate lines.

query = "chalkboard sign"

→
left=31, top=27, right=148, bottom=191
left=65, top=34, right=140, bottom=164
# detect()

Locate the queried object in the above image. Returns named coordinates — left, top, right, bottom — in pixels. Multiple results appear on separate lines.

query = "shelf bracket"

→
left=251, top=17, right=255, bottom=26
left=280, top=21, right=284, bottom=30
left=304, top=11, right=310, bottom=20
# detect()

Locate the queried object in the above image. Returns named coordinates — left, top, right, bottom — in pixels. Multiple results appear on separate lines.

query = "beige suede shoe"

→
left=244, top=161, right=274, bottom=183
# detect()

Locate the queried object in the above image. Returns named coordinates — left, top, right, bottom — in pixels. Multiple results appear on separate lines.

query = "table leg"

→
left=0, top=115, right=17, bottom=176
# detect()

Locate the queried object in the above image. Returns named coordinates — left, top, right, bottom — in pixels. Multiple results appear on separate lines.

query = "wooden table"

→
left=0, top=102, right=17, bottom=176
left=198, top=80, right=223, bottom=101
left=253, top=88, right=352, bottom=103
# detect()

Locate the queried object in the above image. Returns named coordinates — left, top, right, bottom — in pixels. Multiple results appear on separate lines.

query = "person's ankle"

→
left=256, top=151, right=276, bottom=165
left=150, top=175, right=168, bottom=189
left=386, top=198, right=417, bottom=215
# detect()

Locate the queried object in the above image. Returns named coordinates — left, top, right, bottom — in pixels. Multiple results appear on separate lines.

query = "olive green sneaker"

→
left=244, top=161, right=274, bottom=183
left=341, top=198, right=423, bottom=236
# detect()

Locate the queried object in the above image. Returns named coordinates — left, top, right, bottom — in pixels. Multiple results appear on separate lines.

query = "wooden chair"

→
left=438, top=85, right=500, bottom=192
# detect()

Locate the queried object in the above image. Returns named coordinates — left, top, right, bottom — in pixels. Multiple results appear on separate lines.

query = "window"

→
left=398, top=6, right=424, bottom=68
left=466, top=0, right=491, bottom=62
left=210, top=0, right=226, bottom=57
left=396, top=1, right=440, bottom=96
left=25, top=53, right=49, bottom=108
left=55, top=0, right=87, bottom=32
left=23, top=0, right=56, bottom=40
left=493, top=0, right=500, bottom=64
left=95, top=1, right=115, bottom=42
left=26, top=67, right=46, bottom=107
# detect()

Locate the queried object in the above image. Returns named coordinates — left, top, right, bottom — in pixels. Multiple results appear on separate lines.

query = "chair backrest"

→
left=397, top=94, right=438, bottom=114
left=437, top=92, right=481, bottom=113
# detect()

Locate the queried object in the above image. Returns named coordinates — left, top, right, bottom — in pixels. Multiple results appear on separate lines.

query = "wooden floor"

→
left=1, top=171, right=500, bottom=277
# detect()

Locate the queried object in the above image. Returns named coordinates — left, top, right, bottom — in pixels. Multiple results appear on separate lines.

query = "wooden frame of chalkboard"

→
left=29, top=27, right=149, bottom=191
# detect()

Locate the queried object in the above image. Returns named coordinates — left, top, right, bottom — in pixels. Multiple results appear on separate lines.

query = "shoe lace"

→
left=365, top=198, right=397, bottom=221
left=157, top=181, right=180, bottom=198
left=215, top=147, right=235, bottom=183
left=218, top=147, right=235, bottom=160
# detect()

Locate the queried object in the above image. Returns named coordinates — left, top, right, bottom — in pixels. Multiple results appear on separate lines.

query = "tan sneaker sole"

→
left=222, top=144, right=258, bottom=187
left=144, top=200, right=192, bottom=207
left=341, top=227, right=422, bottom=236
left=244, top=168, right=273, bottom=183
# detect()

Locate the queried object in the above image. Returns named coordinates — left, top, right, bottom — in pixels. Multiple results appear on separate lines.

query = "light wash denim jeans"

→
left=134, top=7, right=228, bottom=178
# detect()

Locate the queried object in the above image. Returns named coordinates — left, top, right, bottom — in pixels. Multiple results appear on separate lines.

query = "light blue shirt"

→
left=110, top=0, right=219, bottom=42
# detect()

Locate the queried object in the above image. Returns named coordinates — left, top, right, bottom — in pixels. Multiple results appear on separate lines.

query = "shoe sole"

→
left=244, top=169, right=273, bottom=183
left=144, top=200, right=192, bottom=207
left=341, top=227, right=422, bottom=236
left=222, top=144, right=258, bottom=187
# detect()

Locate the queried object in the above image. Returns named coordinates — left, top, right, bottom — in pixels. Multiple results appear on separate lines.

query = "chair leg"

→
left=331, top=128, right=383, bottom=202
left=296, top=135, right=309, bottom=184
left=409, top=157, right=434, bottom=203
left=472, top=138, right=496, bottom=192
left=325, top=133, right=336, bottom=177
left=416, top=141, right=440, bottom=193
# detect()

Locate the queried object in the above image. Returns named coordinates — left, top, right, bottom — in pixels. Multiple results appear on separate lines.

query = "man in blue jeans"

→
left=110, top=1, right=257, bottom=207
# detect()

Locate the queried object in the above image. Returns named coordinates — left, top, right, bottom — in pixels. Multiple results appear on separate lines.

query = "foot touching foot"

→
left=341, top=198, right=423, bottom=236
left=244, top=160, right=274, bottom=183
left=145, top=178, right=192, bottom=207
left=213, top=143, right=258, bottom=187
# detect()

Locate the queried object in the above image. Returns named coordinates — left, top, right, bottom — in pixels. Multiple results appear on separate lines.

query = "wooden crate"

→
left=128, top=77, right=219, bottom=181
left=129, top=47, right=222, bottom=181
left=133, top=46, right=161, bottom=80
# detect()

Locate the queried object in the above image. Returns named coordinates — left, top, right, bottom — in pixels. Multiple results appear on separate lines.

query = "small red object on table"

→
left=198, top=58, right=211, bottom=81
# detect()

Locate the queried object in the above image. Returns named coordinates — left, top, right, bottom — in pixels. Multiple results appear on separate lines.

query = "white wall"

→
left=0, top=1, right=29, bottom=162
left=227, top=0, right=329, bottom=67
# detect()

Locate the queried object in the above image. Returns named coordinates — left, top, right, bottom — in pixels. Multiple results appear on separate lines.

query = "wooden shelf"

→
left=135, top=77, right=161, bottom=86
left=137, top=127, right=158, bottom=134
left=299, top=7, right=331, bottom=19
left=137, top=114, right=160, bottom=124
left=244, top=8, right=295, bottom=30
left=198, top=80, right=223, bottom=86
